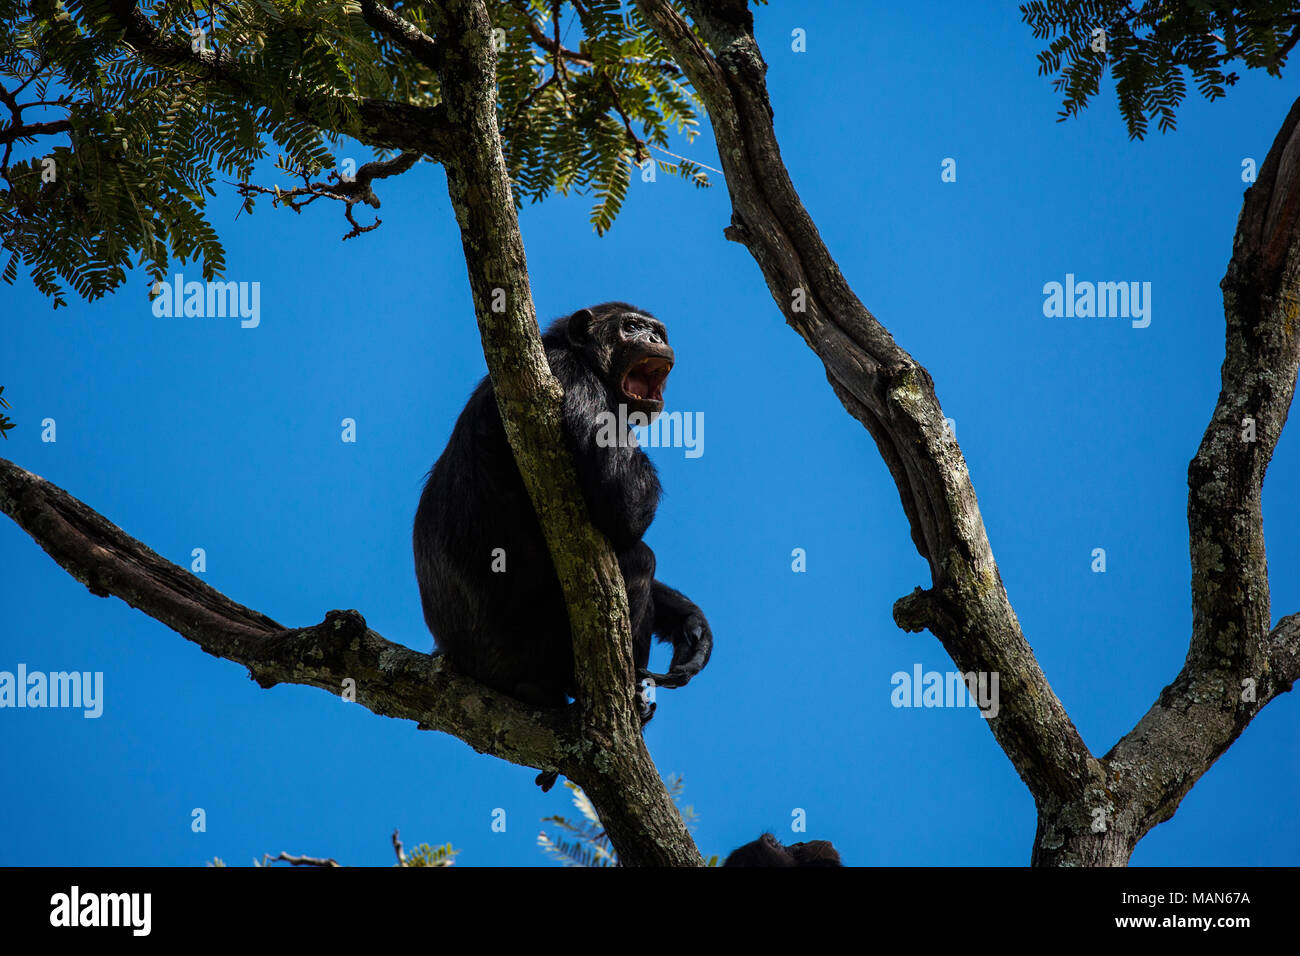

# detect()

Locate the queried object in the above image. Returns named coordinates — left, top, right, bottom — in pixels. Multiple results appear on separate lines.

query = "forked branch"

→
left=636, top=0, right=1300, bottom=865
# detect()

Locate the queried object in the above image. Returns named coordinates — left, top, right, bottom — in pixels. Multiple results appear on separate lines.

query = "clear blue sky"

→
left=1, top=1, right=1296, bottom=866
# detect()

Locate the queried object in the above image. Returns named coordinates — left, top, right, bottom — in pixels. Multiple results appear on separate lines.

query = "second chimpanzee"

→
left=723, top=833, right=844, bottom=867
left=413, top=302, right=712, bottom=723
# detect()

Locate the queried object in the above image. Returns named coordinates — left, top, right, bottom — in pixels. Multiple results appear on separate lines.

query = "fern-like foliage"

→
left=399, top=842, right=458, bottom=867
left=1021, top=1, right=1298, bottom=139
left=537, top=774, right=702, bottom=866
left=497, top=0, right=706, bottom=234
left=537, top=781, right=618, bottom=867
left=0, top=0, right=706, bottom=305
left=0, top=385, right=14, bottom=439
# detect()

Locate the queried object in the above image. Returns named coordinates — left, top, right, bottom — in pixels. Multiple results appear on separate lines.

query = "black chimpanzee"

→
left=413, top=302, right=712, bottom=729
left=723, top=833, right=844, bottom=867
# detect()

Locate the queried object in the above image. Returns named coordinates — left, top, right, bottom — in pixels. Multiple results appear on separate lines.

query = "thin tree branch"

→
left=0, top=70, right=72, bottom=157
left=1276, top=23, right=1300, bottom=65
left=6, top=57, right=50, bottom=102
left=360, top=0, right=442, bottom=72
left=502, top=72, right=557, bottom=133
left=649, top=143, right=720, bottom=175
left=508, top=0, right=594, bottom=67
left=266, top=852, right=340, bottom=867
left=603, top=76, right=647, bottom=162
left=551, top=1, right=573, bottom=112
left=233, top=150, right=421, bottom=238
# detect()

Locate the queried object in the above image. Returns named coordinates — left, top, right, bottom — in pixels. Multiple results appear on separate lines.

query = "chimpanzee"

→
left=723, top=833, right=844, bottom=867
left=413, top=302, right=712, bottom=729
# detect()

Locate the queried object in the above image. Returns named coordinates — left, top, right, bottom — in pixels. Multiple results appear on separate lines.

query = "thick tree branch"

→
left=637, top=0, right=1099, bottom=812
left=381, top=0, right=699, bottom=866
left=0, top=457, right=578, bottom=775
left=101, top=1, right=453, bottom=159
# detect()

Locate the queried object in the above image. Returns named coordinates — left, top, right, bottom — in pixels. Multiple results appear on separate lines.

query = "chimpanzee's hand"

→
left=645, top=612, right=712, bottom=689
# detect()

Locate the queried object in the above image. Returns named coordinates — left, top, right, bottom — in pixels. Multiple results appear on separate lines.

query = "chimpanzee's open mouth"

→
left=621, top=357, right=671, bottom=403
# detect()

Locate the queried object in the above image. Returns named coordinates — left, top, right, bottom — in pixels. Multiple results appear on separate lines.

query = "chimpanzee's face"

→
left=570, top=308, right=674, bottom=419
left=609, top=312, right=673, bottom=418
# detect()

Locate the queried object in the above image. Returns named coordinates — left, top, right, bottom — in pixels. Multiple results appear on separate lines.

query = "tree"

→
left=1, top=0, right=1296, bottom=866
left=635, top=0, right=1299, bottom=866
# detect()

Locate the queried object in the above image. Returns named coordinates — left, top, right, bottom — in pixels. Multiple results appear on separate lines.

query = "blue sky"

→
left=1, top=1, right=1297, bottom=866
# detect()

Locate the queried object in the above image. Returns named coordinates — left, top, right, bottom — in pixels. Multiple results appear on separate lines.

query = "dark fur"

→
left=413, top=302, right=712, bottom=714
left=723, top=833, right=843, bottom=868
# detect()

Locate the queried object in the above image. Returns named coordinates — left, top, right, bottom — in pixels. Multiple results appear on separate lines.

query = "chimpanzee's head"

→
left=722, top=832, right=844, bottom=867
left=563, top=302, right=674, bottom=419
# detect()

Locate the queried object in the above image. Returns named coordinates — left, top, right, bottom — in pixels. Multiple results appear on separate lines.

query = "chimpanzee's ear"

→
left=567, top=308, right=594, bottom=347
